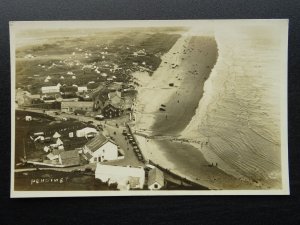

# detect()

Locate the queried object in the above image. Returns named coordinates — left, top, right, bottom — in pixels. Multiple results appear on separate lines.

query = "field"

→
left=16, top=28, right=182, bottom=94
left=15, top=110, right=93, bottom=165
left=14, top=170, right=117, bottom=191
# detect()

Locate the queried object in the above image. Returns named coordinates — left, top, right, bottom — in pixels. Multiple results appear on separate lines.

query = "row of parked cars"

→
left=122, top=129, right=145, bottom=162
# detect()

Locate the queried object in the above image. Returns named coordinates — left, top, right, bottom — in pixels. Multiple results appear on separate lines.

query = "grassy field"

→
left=16, top=28, right=181, bottom=94
left=14, top=170, right=117, bottom=191
left=15, top=110, right=92, bottom=165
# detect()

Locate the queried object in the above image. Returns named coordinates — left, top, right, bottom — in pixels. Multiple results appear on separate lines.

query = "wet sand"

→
left=135, top=135, right=257, bottom=190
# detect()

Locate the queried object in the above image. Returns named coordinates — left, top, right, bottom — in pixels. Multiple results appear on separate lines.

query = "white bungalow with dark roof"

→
left=148, top=168, right=164, bottom=190
left=83, top=134, right=118, bottom=163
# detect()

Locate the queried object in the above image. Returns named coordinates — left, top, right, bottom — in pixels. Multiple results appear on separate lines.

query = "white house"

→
left=25, top=115, right=32, bottom=121
left=76, top=127, right=98, bottom=138
left=41, top=85, right=60, bottom=94
left=78, top=86, right=88, bottom=93
left=83, top=134, right=119, bottom=163
left=95, top=164, right=145, bottom=190
left=148, top=168, right=164, bottom=190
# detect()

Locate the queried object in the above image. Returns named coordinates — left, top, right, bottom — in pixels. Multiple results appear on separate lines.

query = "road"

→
left=17, top=107, right=144, bottom=168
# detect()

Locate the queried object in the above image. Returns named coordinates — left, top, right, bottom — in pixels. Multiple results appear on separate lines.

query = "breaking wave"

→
left=182, top=28, right=283, bottom=187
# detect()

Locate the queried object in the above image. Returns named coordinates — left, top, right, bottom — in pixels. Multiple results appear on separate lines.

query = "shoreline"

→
left=133, top=35, right=218, bottom=136
left=131, top=34, right=260, bottom=189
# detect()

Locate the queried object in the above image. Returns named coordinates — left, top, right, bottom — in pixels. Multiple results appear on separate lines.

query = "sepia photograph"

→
left=10, top=20, right=289, bottom=197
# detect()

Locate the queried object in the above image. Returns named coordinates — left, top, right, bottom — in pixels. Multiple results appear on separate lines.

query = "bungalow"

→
left=95, top=164, right=145, bottom=190
left=148, top=168, right=164, bottom=190
left=77, top=86, right=88, bottom=93
left=41, top=85, right=60, bottom=94
left=83, top=134, right=118, bottom=163
left=61, top=101, right=94, bottom=113
left=76, top=127, right=98, bottom=138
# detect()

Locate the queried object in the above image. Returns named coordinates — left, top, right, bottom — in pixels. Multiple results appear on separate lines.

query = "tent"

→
left=43, top=146, right=50, bottom=153
left=25, top=116, right=32, bottom=121
left=56, top=137, right=63, bottom=146
left=53, top=132, right=61, bottom=138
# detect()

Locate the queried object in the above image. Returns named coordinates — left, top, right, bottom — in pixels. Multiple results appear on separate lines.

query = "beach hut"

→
left=53, top=132, right=61, bottom=138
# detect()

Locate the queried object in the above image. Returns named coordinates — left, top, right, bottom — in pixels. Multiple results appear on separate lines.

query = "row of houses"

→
left=29, top=124, right=165, bottom=190
left=61, top=89, right=133, bottom=118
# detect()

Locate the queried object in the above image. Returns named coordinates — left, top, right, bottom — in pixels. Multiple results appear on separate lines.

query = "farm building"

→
left=148, top=168, right=164, bottom=190
left=58, top=150, right=80, bottom=166
left=95, top=164, right=145, bottom=190
left=83, top=134, right=119, bottom=163
left=102, top=103, right=122, bottom=118
left=61, top=101, right=94, bottom=113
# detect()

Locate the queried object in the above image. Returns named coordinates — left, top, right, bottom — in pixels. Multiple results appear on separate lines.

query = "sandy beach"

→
left=135, top=135, right=257, bottom=190
left=133, top=35, right=217, bottom=136
left=132, top=34, right=259, bottom=189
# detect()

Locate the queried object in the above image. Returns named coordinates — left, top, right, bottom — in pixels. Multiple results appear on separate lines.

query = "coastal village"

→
left=14, top=34, right=204, bottom=191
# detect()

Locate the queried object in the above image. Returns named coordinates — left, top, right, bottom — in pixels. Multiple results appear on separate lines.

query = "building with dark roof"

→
left=102, top=103, right=122, bottom=118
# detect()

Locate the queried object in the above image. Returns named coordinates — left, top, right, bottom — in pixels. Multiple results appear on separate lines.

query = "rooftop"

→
left=85, top=134, right=109, bottom=152
left=148, top=168, right=164, bottom=187
left=61, top=101, right=94, bottom=107
left=95, top=164, right=145, bottom=178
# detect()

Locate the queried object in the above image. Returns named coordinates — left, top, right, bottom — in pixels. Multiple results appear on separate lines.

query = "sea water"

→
left=183, top=24, right=287, bottom=188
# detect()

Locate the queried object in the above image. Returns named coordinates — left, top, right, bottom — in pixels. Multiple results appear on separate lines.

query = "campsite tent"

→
left=56, top=138, right=63, bottom=146
left=53, top=132, right=61, bottom=138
